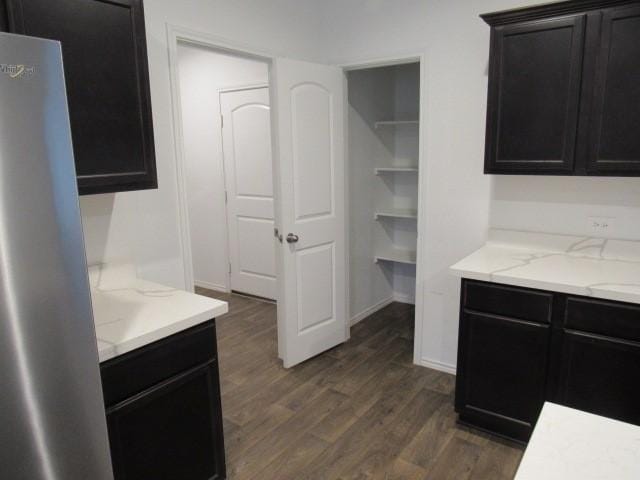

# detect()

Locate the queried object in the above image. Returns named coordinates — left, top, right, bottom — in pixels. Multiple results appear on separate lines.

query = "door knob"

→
left=286, top=233, right=299, bottom=244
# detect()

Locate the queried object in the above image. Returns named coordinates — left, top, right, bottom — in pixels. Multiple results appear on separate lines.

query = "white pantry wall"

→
left=320, top=0, right=552, bottom=372
left=322, top=0, right=640, bottom=372
left=80, top=0, right=325, bottom=289
left=177, top=43, right=269, bottom=291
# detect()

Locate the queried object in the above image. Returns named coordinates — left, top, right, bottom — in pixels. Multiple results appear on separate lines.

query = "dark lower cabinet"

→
left=456, top=279, right=640, bottom=443
left=101, top=321, right=226, bottom=480
left=456, top=311, right=550, bottom=441
left=556, top=331, right=640, bottom=426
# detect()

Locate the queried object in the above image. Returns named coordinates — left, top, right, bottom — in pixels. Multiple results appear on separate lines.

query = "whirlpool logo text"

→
left=0, top=64, right=35, bottom=79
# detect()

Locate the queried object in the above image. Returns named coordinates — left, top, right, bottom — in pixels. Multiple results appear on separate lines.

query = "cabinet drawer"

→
left=564, top=297, right=640, bottom=343
left=463, top=280, right=552, bottom=324
left=101, top=321, right=217, bottom=407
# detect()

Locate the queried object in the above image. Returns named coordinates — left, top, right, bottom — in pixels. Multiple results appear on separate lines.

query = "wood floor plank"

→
left=423, top=436, right=483, bottom=480
left=310, top=362, right=409, bottom=443
left=470, top=439, right=524, bottom=480
left=399, top=400, right=457, bottom=470
left=383, top=458, right=429, bottom=480
left=195, top=288, right=524, bottom=480
left=338, top=388, right=449, bottom=480
left=248, top=433, right=330, bottom=480
left=229, top=388, right=349, bottom=480
left=225, top=404, right=295, bottom=464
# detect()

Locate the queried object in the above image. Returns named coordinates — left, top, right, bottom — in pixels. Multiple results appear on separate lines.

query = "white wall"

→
left=348, top=67, right=397, bottom=321
left=80, top=0, right=325, bottom=289
left=321, top=0, right=551, bottom=373
left=80, top=0, right=640, bottom=372
left=491, top=176, right=640, bottom=240
left=323, top=0, right=640, bottom=372
left=177, top=44, right=269, bottom=290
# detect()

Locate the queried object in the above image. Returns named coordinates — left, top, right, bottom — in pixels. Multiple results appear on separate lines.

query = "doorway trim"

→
left=167, top=24, right=274, bottom=292
left=340, top=51, right=428, bottom=367
left=168, top=27, right=429, bottom=370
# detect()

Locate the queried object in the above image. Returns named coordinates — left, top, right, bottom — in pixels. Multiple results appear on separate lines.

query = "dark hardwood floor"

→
left=196, top=288, right=524, bottom=479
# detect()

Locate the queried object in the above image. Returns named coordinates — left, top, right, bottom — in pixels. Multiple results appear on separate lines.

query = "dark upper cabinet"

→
left=2, top=0, right=157, bottom=194
left=0, top=3, right=7, bottom=30
left=482, top=0, right=640, bottom=176
left=484, top=16, right=585, bottom=174
left=587, top=5, right=640, bottom=174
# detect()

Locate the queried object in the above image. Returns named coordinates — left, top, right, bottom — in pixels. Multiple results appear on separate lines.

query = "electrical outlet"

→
left=588, top=216, right=615, bottom=234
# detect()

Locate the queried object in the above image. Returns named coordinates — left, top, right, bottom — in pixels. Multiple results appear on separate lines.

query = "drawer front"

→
left=101, top=320, right=217, bottom=407
left=565, top=297, right=640, bottom=342
left=463, top=280, right=552, bottom=324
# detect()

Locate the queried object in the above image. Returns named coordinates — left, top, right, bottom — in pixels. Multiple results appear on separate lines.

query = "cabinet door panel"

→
left=484, top=16, right=585, bottom=174
left=0, top=2, right=7, bottom=30
left=456, top=310, right=550, bottom=441
left=557, top=331, right=640, bottom=425
left=107, top=362, right=226, bottom=480
left=5, top=0, right=157, bottom=194
left=587, top=5, right=640, bottom=175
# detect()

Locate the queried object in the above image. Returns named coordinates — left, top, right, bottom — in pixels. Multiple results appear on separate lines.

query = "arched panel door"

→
left=272, top=58, right=347, bottom=368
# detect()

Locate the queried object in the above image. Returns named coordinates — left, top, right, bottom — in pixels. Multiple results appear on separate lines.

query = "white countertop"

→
left=89, top=264, right=228, bottom=362
left=450, top=229, right=640, bottom=304
left=516, top=403, right=640, bottom=479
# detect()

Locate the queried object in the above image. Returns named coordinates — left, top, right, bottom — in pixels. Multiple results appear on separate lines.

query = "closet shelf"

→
left=375, top=167, right=418, bottom=175
left=374, top=120, right=419, bottom=129
left=374, top=248, right=417, bottom=265
left=374, top=209, right=418, bottom=220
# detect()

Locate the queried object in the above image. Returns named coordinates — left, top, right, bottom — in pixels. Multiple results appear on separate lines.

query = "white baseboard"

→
left=419, top=357, right=457, bottom=375
left=350, top=296, right=394, bottom=326
left=393, top=292, right=415, bottom=305
left=194, top=280, right=229, bottom=293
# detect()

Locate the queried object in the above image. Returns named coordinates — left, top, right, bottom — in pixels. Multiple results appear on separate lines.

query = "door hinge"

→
left=224, top=191, right=228, bottom=204
left=228, top=262, right=232, bottom=274
left=221, top=114, right=224, bottom=128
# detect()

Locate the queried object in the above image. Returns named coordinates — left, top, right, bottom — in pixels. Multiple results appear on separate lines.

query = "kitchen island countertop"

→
left=516, top=402, right=640, bottom=479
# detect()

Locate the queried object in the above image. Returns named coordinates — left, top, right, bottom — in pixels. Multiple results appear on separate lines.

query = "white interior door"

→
left=221, top=87, right=276, bottom=300
left=272, top=58, right=347, bottom=368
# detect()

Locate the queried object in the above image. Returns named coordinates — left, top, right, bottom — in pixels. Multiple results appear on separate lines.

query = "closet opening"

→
left=176, top=41, right=276, bottom=302
left=345, top=61, right=421, bottom=357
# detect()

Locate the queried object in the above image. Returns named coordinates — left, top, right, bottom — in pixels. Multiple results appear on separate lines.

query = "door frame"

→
left=340, top=52, right=427, bottom=367
left=168, top=24, right=428, bottom=368
left=167, top=24, right=275, bottom=293
left=218, top=83, right=273, bottom=298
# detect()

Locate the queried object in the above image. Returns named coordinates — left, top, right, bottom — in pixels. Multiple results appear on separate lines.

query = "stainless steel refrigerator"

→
left=0, top=33, right=113, bottom=479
